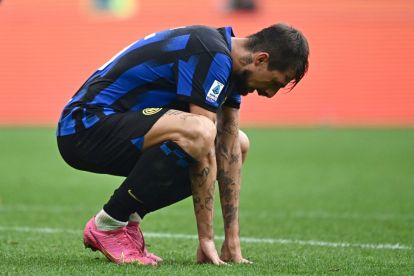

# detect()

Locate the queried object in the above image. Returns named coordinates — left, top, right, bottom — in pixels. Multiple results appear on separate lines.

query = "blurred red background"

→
left=1, top=0, right=414, bottom=126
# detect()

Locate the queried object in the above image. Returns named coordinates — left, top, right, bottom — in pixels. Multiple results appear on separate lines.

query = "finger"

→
left=206, top=251, right=226, bottom=266
left=231, top=258, right=253, bottom=264
left=240, top=258, right=253, bottom=264
left=212, top=258, right=228, bottom=266
left=206, top=253, right=223, bottom=265
left=220, top=259, right=230, bottom=266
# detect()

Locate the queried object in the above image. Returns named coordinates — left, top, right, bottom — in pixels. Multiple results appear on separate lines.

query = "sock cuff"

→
left=129, top=212, right=142, bottom=224
left=95, top=209, right=128, bottom=231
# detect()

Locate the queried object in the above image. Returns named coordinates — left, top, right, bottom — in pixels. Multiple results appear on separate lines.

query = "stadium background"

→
left=1, top=1, right=414, bottom=274
left=1, top=0, right=414, bottom=127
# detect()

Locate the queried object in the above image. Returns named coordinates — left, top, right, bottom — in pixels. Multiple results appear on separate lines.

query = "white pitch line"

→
left=2, top=205, right=414, bottom=221
left=0, top=226, right=411, bottom=251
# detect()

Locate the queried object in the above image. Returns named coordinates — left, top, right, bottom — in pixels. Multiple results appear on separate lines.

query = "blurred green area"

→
left=0, top=128, right=413, bottom=274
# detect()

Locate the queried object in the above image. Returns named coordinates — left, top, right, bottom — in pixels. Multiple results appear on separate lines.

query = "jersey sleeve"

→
left=176, top=52, right=232, bottom=113
left=222, top=88, right=241, bottom=109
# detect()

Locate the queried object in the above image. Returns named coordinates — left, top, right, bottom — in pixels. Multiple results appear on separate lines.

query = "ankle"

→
left=95, top=209, right=128, bottom=231
left=129, top=212, right=142, bottom=224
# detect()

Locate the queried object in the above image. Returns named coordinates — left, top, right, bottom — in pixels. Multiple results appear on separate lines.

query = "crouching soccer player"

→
left=57, top=23, right=309, bottom=265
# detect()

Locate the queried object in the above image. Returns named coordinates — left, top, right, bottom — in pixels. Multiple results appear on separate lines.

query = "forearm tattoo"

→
left=218, top=120, right=238, bottom=137
left=216, top=117, right=239, bottom=161
left=190, top=167, right=214, bottom=213
left=204, top=183, right=214, bottom=212
left=216, top=108, right=241, bottom=229
left=217, top=168, right=240, bottom=228
left=230, top=153, right=240, bottom=165
left=223, top=204, right=238, bottom=228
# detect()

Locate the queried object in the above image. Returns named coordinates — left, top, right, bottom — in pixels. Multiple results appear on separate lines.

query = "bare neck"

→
left=231, top=37, right=250, bottom=72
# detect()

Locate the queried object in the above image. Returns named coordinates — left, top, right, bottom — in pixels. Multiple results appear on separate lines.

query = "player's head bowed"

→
left=247, top=23, right=309, bottom=89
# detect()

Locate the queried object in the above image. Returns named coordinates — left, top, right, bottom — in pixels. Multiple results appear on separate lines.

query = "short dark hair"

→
left=246, top=23, right=309, bottom=88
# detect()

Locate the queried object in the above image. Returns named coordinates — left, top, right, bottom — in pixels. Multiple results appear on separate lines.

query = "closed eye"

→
left=271, top=81, right=284, bottom=90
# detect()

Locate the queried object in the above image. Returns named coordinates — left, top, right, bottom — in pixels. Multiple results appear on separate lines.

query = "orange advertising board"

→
left=1, top=0, right=413, bottom=126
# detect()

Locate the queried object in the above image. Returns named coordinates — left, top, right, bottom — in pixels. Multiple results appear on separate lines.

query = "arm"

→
left=216, top=106, right=251, bottom=263
left=189, top=104, right=225, bottom=265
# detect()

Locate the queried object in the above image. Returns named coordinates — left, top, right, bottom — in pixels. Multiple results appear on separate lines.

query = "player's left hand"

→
left=220, top=239, right=253, bottom=264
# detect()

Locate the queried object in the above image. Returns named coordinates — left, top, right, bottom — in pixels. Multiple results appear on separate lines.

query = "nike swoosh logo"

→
left=128, top=189, right=144, bottom=203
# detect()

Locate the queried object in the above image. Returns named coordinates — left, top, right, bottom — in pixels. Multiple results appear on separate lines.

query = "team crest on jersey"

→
left=206, top=80, right=225, bottom=103
left=142, top=108, right=163, bottom=115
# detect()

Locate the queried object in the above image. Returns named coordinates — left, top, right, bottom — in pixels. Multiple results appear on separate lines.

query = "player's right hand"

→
left=196, top=239, right=227, bottom=265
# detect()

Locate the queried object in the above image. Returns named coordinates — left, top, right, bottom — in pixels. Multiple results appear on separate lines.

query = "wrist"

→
left=224, top=226, right=239, bottom=238
left=197, top=222, right=214, bottom=240
left=224, top=236, right=240, bottom=247
left=199, top=235, right=215, bottom=242
left=223, top=237, right=242, bottom=258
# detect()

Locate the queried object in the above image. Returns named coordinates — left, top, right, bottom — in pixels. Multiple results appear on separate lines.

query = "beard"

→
left=232, top=69, right=253, bottom=96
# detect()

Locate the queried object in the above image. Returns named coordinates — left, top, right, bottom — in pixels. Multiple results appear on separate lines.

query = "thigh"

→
left=142, top=109, right=205, bottom=150
left=57, top=108, right=169, bottom=176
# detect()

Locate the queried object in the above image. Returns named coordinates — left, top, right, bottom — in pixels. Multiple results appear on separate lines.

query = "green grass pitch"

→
left=0, top=128, right=413, bottom=275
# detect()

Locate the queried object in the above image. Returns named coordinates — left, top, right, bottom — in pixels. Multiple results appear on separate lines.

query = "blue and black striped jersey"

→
left=57, top=25, right=241, bottom=137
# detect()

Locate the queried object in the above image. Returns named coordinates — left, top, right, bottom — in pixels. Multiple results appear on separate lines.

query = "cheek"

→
left=247, top=72, right=260, bottom=86
left=244, top=74, right=254, bottom=87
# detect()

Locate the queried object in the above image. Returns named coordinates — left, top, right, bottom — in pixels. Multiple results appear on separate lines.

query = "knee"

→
left=239, top=130, right=250, bottom=163
left=177, top=115, right=216, bottom=160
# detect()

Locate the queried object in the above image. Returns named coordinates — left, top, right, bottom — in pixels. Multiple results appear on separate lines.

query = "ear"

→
left=253, top=52, right=270, bottom=66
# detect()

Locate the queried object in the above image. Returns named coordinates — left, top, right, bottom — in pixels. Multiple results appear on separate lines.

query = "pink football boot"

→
left=83, top=217, right=157, bottom=265
left=126, top=221, right=163, bottom=263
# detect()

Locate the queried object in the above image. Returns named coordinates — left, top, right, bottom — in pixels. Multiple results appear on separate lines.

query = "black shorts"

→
left=57, top=108, right=170, bottom=177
